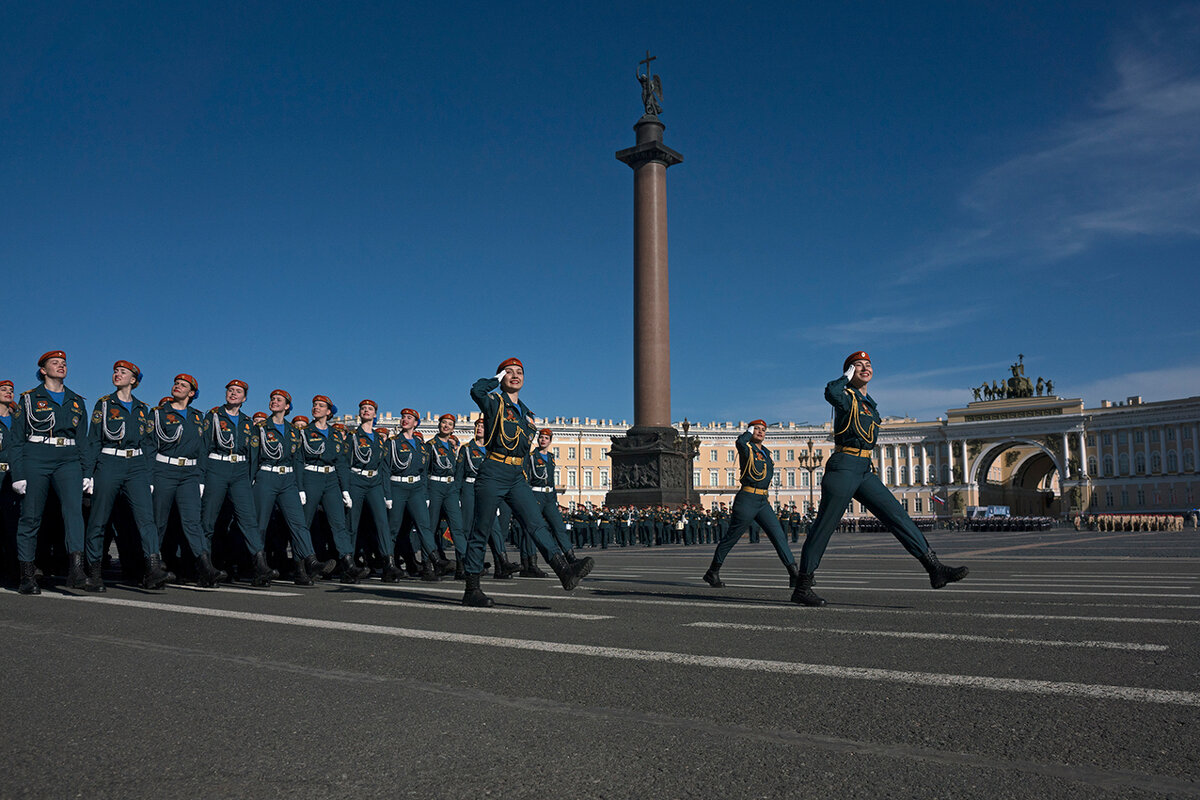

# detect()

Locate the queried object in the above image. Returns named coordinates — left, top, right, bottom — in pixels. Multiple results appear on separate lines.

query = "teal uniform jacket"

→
left=299, top=424, right=352, bottom=556
left=734, top=429, right=773, bottom=492
left=300, top=425, right=350, bottom=493
left=151, top=403, right=207, bottom=476
left=827, top=375, right=880, bottom=452
left=528, top=448, right=571, bottom=552
left=255, top=419, right=315, bottom=560
left=471, top=377, right=537, bottom=460
left=455, top=440, right=505, bottom=553
left=202, top=407, right=260, bottom=474
left=386, top=432, right=436, bottom=556
left=257, top=419, right=304, bottom=475
left=426, top=434, right=464, bottom=555
left=10, top=384, right=90, bottom=560
left=83, top=392, right=159, bottom=561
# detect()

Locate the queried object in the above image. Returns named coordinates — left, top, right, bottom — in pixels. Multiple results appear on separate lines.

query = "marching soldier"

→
left=151, top=374, right=226, bottom=586
left=201, top=379, right=276, bottom=586
left=528, top=429, right=588, bottom=567
left=254, top=390, right=335, bottom=585
left=0, top=380, right=19, bottom=584
left=456, top=417, right=521, bottom=579
left=427, top=413, right=467, bottom=577
left=300, top=395, right=367, bottom=583
left=462, top=358, right=594, bottom=606
left=793, top=352, right=968, bottom=606
left=82, top=360, right=170, bottom=591
left=702, top=419, right=799, bottom=589
left=386, top=408, right=452, bottom=581
left=347, top=400, right=392, bottom=580
left=9, top=351, right=90, bottom=595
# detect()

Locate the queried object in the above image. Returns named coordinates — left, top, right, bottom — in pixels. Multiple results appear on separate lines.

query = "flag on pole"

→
left=931, top=492, right=946, bottom=506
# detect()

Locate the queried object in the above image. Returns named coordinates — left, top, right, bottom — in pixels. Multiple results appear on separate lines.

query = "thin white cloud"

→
left=900, top=6, right=1200, bottom=281
left=798, top=308, right=981, bottom=345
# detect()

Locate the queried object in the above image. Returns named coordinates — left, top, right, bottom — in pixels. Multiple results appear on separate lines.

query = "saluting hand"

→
left=342, top=491, right=353, bottom=508
left=844, top=364, right=856, bottom=381
left=494, top=371, right=508, bottom=383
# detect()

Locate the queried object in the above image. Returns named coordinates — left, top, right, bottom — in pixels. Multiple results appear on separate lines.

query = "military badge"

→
left=92, top=410, right=102, bottom=423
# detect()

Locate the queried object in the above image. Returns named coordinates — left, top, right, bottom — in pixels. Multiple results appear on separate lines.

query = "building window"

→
left=709, top=470, right=718, bottom=487
left=815, top=448, right=823, bottom=458
left=1136, top=488, right=1145, bottom=506
left=1150, top=429, right=1160, bottom=443
left=1185, top=451, right=1195, bottom=471
left=726, top=470, right=735, bottom=486
left=1151, top=452, right=1162, bottom=473
left=1119, top=453, right=1130, bottom=475
left=886, top=445, right=894, bottom=458
left=1105, top=491, right=1113, bottom=507
left=899, top=466, right=908, bottom=484
left=709, top=450, right=718, bottom=461
left=814, top=469, right=823, bottom=483
left=553, top=447, right=560, bottom=457
left=885, top=467, right=894, bottom=484
left=1167, top=428, right=1176, bottom=441
left=801, top=471, right=810, bottom=488
left=900, top=498, right=909, bottom=511
left=600, top=469, right=609, bottom=488
left=567, top=469, right=576, bottom=488
left=693, top=470, right=700, bottom=486
left=787, top=470, right=795, bottom=488
left=915, top=497, right=923, bottom=513
left=1087, top=435, right=1095, bottom=446
left=1166, top=451, right=1178, bottom=472
left=1121, top=490, right=1129, bottom=506
left=787, top=449, right=794, bottom=461
left=913, top=465, right=922, bottom=483
left=1184, top=427, right=1193, bottom=440
left=1103, top=456, right=1113, bottom=477
left=1102, top=432, right=1112, bottom=446
left=1087, top=457, right=1097, bottom=475
left=584, top=447, right=592, bottom=460
left=1135, top=453, right=1146, bottom=474
left=727, top=450, right=735, bottom=462
left=1135, top=430, right=1144, bottom=444
left=773, top=450, right=780, bottom=461
left=568, top=447, right=576, bottom=460
left=602, top=448, right=608, bottom=459
left=583, top=470, right=593, bottom=488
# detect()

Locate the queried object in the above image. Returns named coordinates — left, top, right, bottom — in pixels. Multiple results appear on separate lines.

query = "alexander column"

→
left=606, top=52, right=693, bottom=508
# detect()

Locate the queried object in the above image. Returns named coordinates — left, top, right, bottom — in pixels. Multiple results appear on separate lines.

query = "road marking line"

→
left=794, top=586, right=1200, bottom=598
left=345, top=599, right=611, bottom=620
left=170, top=585, right=302, bottom=597
left=14, top=592, right=1200, bottom=707
left=684, top=622, right=1169, bottom=651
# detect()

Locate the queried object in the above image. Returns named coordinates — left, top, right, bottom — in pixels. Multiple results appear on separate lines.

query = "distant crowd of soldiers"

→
left=1078, top=513, right=1194, bottom=532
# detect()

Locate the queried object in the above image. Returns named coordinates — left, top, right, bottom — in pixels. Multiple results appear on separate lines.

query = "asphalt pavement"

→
left=2, top=527, right=1198, bottom=799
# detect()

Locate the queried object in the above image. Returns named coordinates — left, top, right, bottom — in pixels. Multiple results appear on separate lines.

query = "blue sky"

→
left=3, top=1, right=1198, bottom=425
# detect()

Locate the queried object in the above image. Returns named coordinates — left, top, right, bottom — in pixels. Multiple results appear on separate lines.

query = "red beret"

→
left=843, top=351, right=871, bottom=372
left=375, top=425, right=390, bottom=435
left=38, top=350, right=66, bottom=366
left=496, top=357, right=523, bottom=374
left=252, top=411, right=268, bottom=420
left=312, top=394, right=333, bottom=408
left=359, top=399, right=377, bottom=410
left=175, top=373, right=199, bottom=392
left=270, top=389, right=292, bottom=403
left=113, top=360, right=140, bottom=375
left=226, top=379, right=249, bottom=392
left=748, top=419, right=766, bottom=428
left=400, top=408, right=419, bottom=419
left=292, top=415, right=309, bottom=424
left=0, top=380, right=13, bottom=389
left=539, top=428, right=553, bottom=437
left=438, top=413, right=456, bottom=423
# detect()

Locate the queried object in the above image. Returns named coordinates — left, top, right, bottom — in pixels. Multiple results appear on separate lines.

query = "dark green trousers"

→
left=85, top=454, right=157, bottom=562
left=713, top=490, right=795, bottom=567
left=153, top=462, right=206, bottom=557
left=253, top=469, right=315, bottom=559
left=16, top=446, right=84, bottom=561
left=348, top=473, right=388, bottom=558
left=427, top=479, right=465, bottom=558
left=388, top=478, right=436, bottom=558
left=466, top=460, right=559, bottom=573
left=533, top=489, right=573, bottom=552
left=799, top=452, right=930, bottom=573
left=301, top=471, right=352, bottom=557
left=201, top=460, right=262, bottom=554
left=460, top=480, right=507, bottom=556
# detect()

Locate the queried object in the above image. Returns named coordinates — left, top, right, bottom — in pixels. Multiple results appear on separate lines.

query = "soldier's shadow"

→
left=583, top=586, right=915, bottom=610
left=328, top=583, right=555, bottom=611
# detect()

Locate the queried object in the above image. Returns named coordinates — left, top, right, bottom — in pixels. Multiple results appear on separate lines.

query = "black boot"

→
left=920, top=550, right=969, bottom=589
left=305, top=555, right=336, bottom=581
left=419, top=558, right=440, bottom=582
left=564, top=550, right=593, bottom=580
left=67, top=551, right=87, bottom=589
left=292, top=557, right=314, bottom=586
left=18, top=561, right=41, bottom=595
left=790, top=572, right=826, bottom=606
left=251, top=551, right=275, bottom=587
left=520, top=553, right=547, bottom=578
left=786, top=562, right=801, bottom=588
left=157, top=554, right=177, bottom=583
left=454, top=559, right=466, bottom=581
left=142, top=554, right=171, bottom=590
left=196, top=553, right=228, bottom=587
left=462, top=572, right=494, bottom=607
left=432, top=552, right=456, bottom=578
left=85, top=561, right=106, bottom=593
left=548, top=552, right=592, bottom=591
left=339, top=554, right=364, bottom=584
left=381, top=556, right=404, bottom=583
left=702, top=559, right=725, bottom=588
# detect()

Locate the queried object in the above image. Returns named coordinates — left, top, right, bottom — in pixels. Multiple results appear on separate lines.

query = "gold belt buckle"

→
left=176, top=458, right=186, bottom=466
left=55, top=438, right=65, bottom=446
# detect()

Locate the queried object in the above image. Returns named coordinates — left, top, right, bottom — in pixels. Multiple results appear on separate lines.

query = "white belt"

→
left=464, top=477, right=476, bottom=483
left=532, top=486, right=555, bottom=493
left=101, top=447, right=143, bottom=458
left=429, top=475, right=453, bottom=483
left=351, top=467, right=377, bottom=477
left=209, top=453, right=246, bottom=463
left=390, top=475, right=422, bottom=484
left=304, top=464, right=336, bottom=474
left=156, top=454, right=197, bottom=467
left=29, top=436, right=75, bottom=447
left=260, top=465, right=293, bottom=474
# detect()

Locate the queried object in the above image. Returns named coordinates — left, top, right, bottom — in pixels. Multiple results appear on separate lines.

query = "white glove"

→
left=844, top=364, right=856, bottom=381
left=12, top=479, right=27, bottom=495
left=385, top=499, right=393, bottom=510
left=83, top=478, right=94, bottom=494
left=342, top=491, right=352, bottom=508
left=299, top=491, right=307, bottom=505
left=494, top=371, right=508, bottom=382
left=150, top=485, right=155, bottom=495
left=199, top=483, right=205, bottom=498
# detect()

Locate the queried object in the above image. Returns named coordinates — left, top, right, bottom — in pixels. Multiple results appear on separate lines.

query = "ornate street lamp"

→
left=797, top=439, right=821, bottom=515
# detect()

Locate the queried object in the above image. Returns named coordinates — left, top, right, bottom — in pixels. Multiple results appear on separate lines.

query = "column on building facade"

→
left=1159, top=425, right=1167, bottom=474
left=891, top=445, right=899, bottom=487
left=1061, top=432, right=1071, bottom=479
left=960, top=440, right=969, bottom=484
left=921, top=443, right=929, bottom=486
left=1078, top=430, right=1088, bottom=478
left=1143, top=426, right=1151, bottom=476
left=946, top=440, right=954, bottom=484
left=1095, top=426, right=1104, bottom=477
